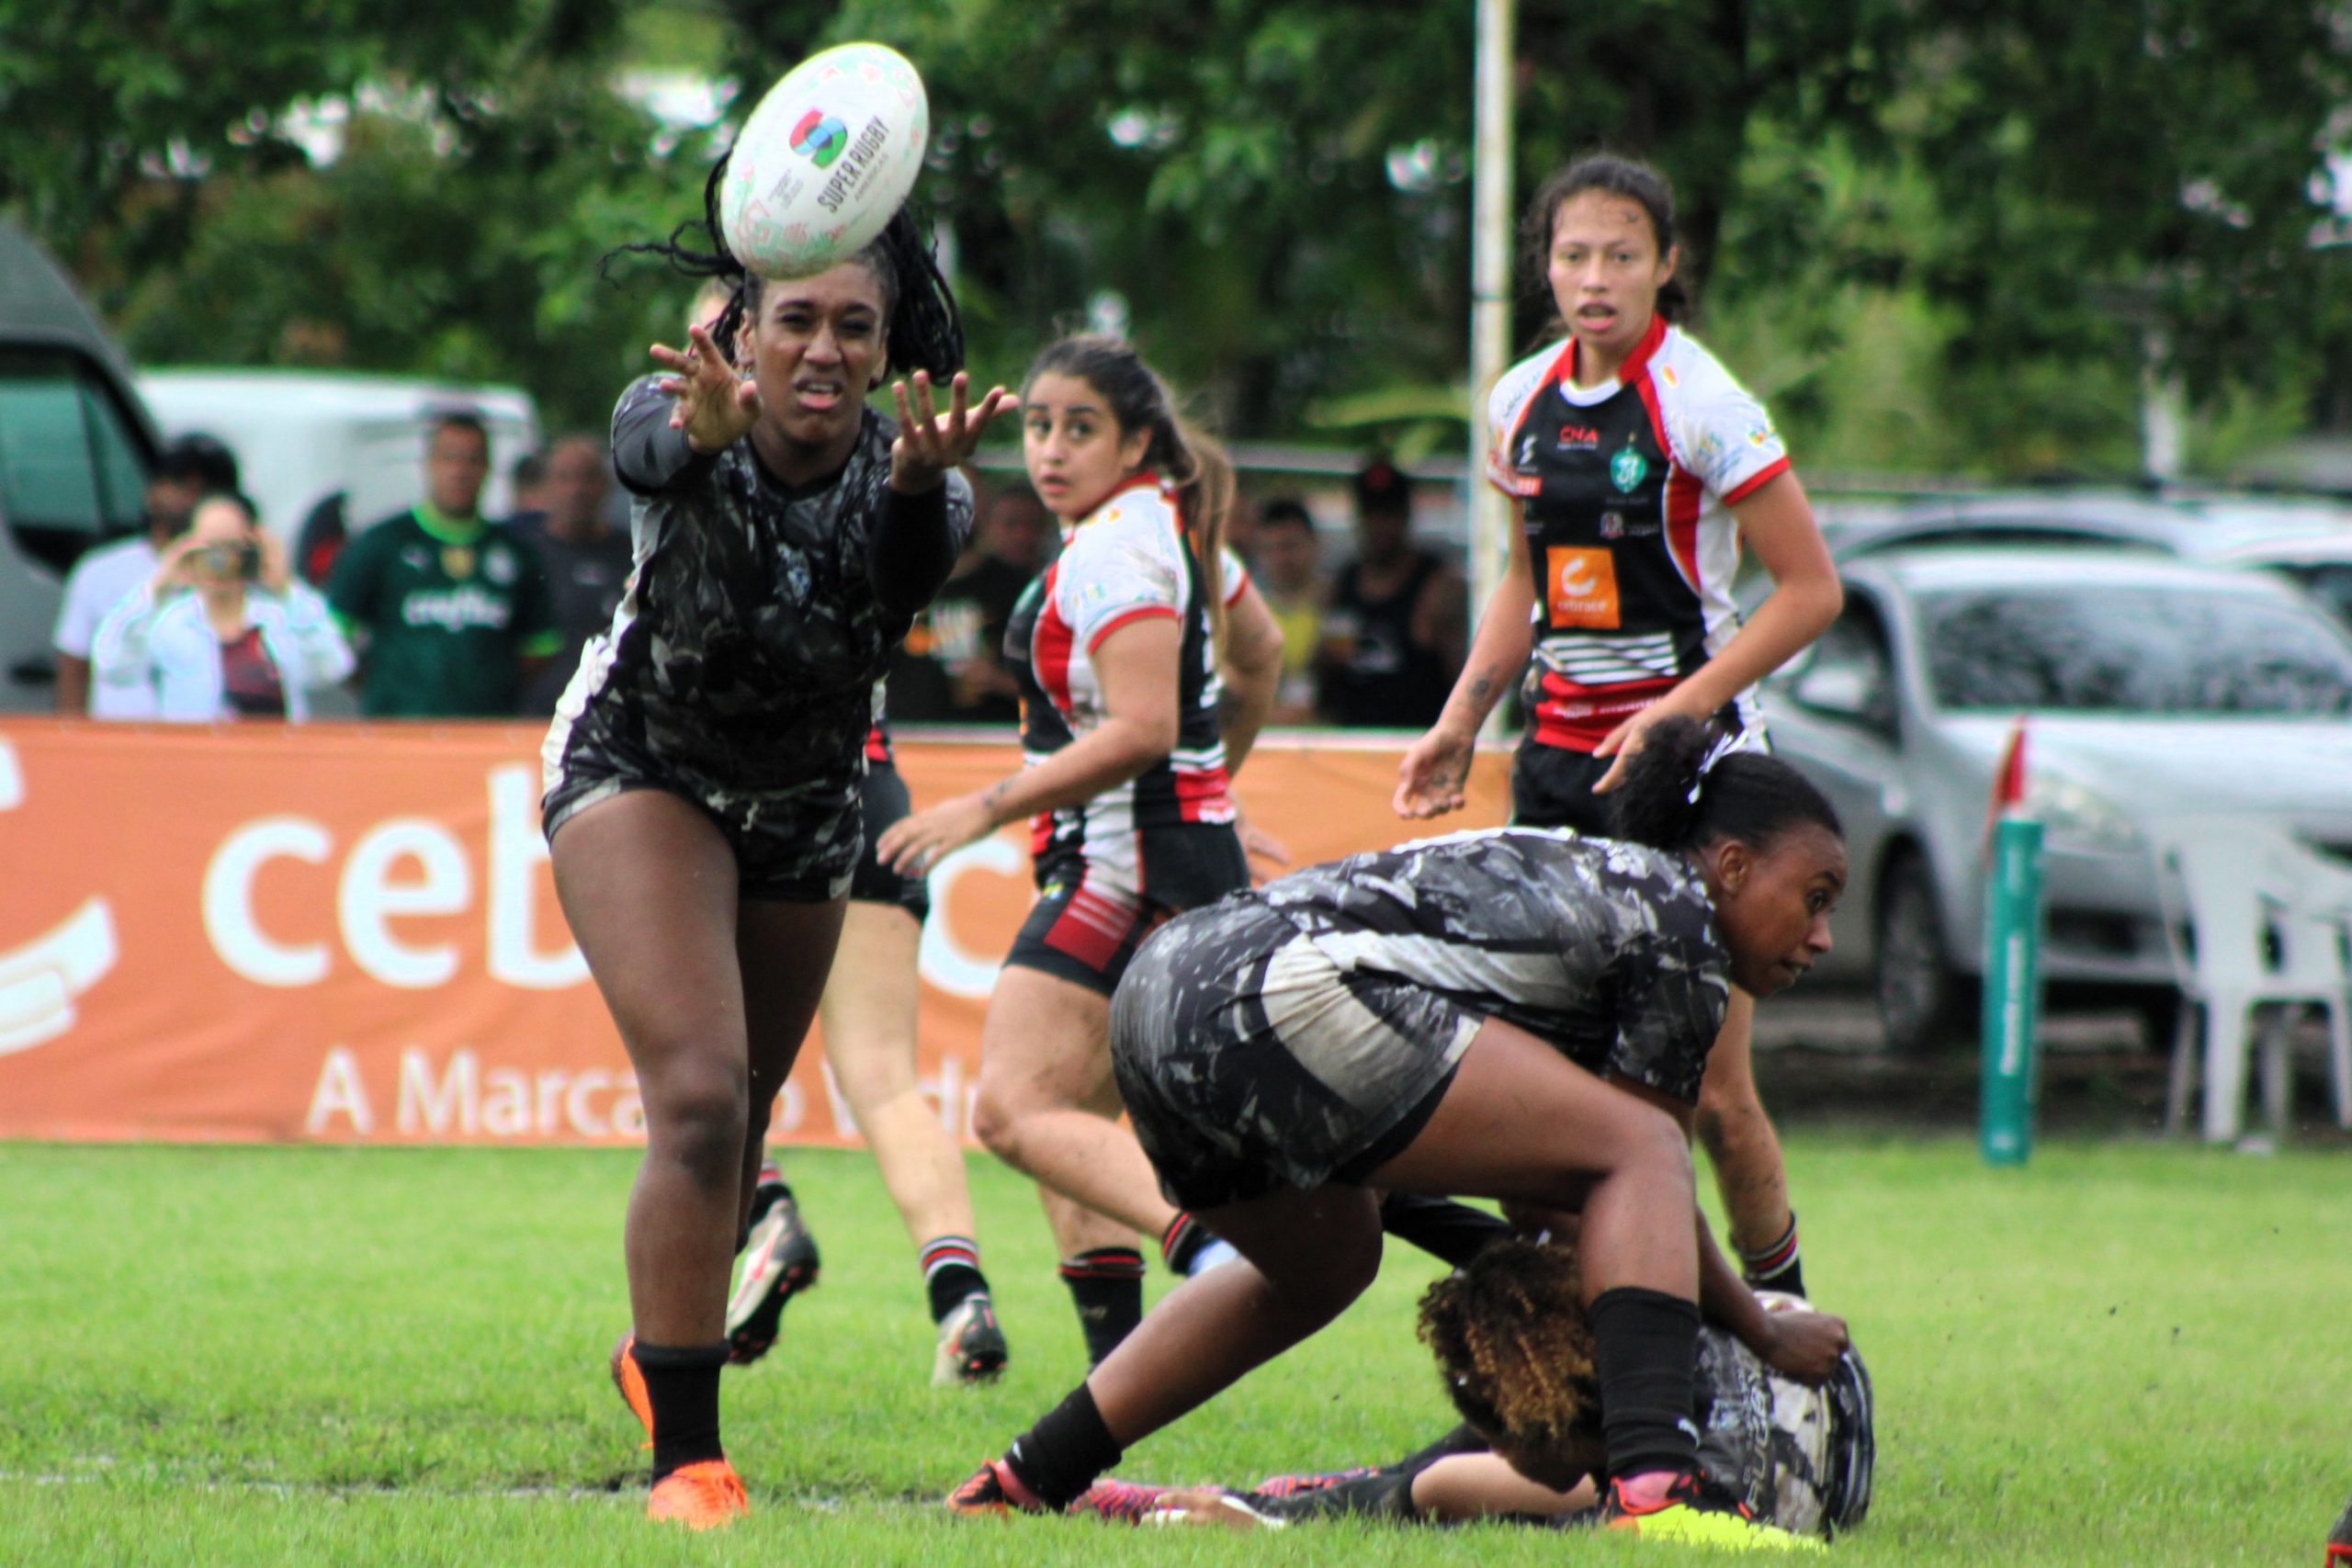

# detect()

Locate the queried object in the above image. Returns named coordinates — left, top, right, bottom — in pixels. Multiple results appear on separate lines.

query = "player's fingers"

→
left=943, top=370, right=970, bottom=433
left=909, top=369, right=940, bottom=436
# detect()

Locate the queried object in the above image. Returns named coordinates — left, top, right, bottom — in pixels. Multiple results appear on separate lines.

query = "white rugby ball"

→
left=719, top=42, right=929, bottom=279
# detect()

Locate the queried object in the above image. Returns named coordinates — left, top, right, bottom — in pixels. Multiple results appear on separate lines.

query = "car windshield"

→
left=1919, top=584, right=2352, bottom=716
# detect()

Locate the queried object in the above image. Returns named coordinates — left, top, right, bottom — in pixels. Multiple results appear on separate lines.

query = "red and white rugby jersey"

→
left=1485, top=315, right=1790, bottom=752
left=1010, top=472, right=1250, bottom=898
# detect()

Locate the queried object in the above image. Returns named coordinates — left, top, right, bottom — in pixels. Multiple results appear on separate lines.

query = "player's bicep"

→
left=1090, top=615, right=1182, bottom=749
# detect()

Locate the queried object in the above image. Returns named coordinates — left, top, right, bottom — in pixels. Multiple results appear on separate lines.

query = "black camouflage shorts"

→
left=1109, top=898, right=1480, bottom=1212
left=542, top=739, right=863, bottom=903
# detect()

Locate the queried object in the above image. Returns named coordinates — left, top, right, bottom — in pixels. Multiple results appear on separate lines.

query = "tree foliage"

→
left=6, top=0, right=2349, bottom=474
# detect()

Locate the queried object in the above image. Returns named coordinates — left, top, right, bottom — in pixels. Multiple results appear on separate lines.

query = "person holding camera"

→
left=91, top=491, right=353, bottom=722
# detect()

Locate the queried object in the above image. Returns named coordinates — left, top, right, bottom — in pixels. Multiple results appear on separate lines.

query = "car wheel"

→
left=1876, top=851, right=1972, bottom=1055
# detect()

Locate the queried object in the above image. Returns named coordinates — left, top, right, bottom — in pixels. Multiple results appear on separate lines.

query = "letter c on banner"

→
left=204, top=817, right=334, bottom=987
left=918, top=833, right=1022, bottom=998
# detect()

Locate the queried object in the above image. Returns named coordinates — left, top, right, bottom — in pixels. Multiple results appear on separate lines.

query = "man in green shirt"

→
left=329, top=411, right=563, bottom=716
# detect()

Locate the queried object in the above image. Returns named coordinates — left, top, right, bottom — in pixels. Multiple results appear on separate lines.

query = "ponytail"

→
left=1170, top=418, right=1235, bottom=657
left=1609, top=716, right=1841, bottom=852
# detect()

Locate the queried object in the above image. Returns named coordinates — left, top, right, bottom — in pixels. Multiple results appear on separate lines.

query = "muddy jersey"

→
left=545, top=378, right=972, bottom=814
left=1249, top=826, right=1731, bottom=1103
left=1008, top=473, right=1249, bottom=904
left=1487, top=317, right=1789, bottom=752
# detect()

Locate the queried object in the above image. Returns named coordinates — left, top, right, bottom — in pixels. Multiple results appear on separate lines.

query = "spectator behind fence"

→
left=884, top=480, right=1050, bottom=726
left=327, top=409, right=561, bottom=717
left=90, top=491, right=352, bottom=721
left=51, top=434, right=242, bottom=717
left=514, top=434, right=631, bottom=716
left=1319, top=456, right=1464, bottom=728
left=1253, top=498, right=1326, bottom=724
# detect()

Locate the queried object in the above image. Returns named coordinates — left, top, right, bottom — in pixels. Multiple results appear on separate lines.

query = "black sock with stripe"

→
left=1058, top=1247, right=1145, bottom=1365
left=921, top=1235, right=990, bottom=1323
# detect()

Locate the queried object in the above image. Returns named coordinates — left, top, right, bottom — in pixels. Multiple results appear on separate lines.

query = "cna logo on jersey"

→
left=790, top=108, right=848, bottom=167
left=1557, top=423, right=1600, bottom=451
left=0, top=740, right=119, bottom=1060
left=1546, top=546, right=1622, bottom=628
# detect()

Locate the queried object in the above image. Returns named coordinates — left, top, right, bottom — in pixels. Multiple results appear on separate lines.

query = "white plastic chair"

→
left=2153, top=818, right=2352, bottom=1144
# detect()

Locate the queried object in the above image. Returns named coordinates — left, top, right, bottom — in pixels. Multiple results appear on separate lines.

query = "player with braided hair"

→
left=548, top=144, right=1006, bottom=1529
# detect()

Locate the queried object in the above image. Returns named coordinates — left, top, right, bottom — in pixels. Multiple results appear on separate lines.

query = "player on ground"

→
left=1077, top=1232, right=1862, bottom=1541
left=1074, top=1234, right=1872, bottom=1540
left=544, top=159, right=1006, bottom=1529
left=948, top=716, right=1851, bottom=1551
left=656, top=279, right=1006, bottom=1391
left=1396, top=153, right=1844, bottom=1301
left=878, top=335, right=1285, bottom=1366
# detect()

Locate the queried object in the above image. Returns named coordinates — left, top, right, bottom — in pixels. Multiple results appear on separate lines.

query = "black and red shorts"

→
left=1004, top=861, right=1171, bottom=997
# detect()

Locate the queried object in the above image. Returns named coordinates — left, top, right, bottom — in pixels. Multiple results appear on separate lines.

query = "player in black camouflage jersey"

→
left=547, top=182, right=1008, bottom=1529
left=951, top=718, right=1851, bottom=1553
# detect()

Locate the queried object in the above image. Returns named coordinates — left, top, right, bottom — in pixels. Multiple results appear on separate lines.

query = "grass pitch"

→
left=0, top=1134, right=2343, bottom=1564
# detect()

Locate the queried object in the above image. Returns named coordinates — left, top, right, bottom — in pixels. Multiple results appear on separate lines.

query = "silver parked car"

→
left=1761, top=547, right=2352, bottom=1053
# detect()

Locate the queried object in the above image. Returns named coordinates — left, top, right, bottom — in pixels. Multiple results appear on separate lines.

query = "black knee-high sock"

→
left=633, top=1339, right=730, bottom=1482
left=1003, top=1382, right=1124, bottom=1510
left=1587, top=1287, right=1702, bottom=1483
left=1058, top=1247, right=1145, bottom=1365
left=1378, top=1193, right=1515, bottom=1267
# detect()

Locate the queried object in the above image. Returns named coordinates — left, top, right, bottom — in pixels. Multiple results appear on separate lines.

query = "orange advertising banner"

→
left=0, top=720, right=1508, bottom=1147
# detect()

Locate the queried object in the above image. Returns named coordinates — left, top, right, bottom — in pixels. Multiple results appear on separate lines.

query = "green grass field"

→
left=1, top=1135, right=2344, bottom=1564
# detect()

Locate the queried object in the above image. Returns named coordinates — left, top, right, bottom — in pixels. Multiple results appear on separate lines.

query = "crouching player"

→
left=1074, top=1235, right=1871, bottom=1539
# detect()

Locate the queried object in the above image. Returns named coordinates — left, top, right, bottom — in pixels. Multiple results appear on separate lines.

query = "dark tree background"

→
left=4, top=0, right=2346, bottom=471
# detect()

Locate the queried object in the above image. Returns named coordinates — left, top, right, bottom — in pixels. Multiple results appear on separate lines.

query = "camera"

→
left=197, top=541, right=261, bottom=581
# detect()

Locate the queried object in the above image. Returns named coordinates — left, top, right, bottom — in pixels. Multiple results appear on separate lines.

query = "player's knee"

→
left=967, top=1079, right=1025, bottom=1163
left=646, top=1060, right=750, bottom=1183
left=1617, top=1100, right=1695, bottom=1190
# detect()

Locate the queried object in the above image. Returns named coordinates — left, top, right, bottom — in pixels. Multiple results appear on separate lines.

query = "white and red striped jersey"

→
left=1011, top=472, right=1249, bottom=901
left=1486, top=316, right=1790, bottom=751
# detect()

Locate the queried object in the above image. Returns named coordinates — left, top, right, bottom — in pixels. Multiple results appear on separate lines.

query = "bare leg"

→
left=552, top=792, right=748, bottom=1346
left=735, top=897, right=847, bottom=1235
left=1038, top=1186, right=1141, bottom=1258
left=818, top=901, right=974, bottom=1245
left=1693, top=991, right=1794, bottom=1256
left=971, top=965, right=1179, bottom=1237
left=1084, top=1017, right=1694, bottom=1447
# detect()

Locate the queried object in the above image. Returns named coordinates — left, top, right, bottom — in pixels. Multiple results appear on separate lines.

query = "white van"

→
left=136, top=368, right=540, bottom=543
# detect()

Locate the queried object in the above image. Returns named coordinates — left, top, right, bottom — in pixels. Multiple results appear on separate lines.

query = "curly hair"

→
left=1416, top=1237, right=1603, bottom=1462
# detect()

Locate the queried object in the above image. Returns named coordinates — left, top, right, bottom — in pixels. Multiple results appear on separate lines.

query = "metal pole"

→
left=1467, top=0, right=1516, bottom=736
left=1980, top=815, right=2047, bottom=1166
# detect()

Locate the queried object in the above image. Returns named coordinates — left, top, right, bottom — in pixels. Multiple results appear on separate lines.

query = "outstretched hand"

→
left=890, top=370, right=1011, bottom=494
left=650, top=323, right=759, bottom=454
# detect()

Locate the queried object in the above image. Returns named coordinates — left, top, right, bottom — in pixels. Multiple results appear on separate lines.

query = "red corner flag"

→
left=1984, top=717, right=2029, bottom=851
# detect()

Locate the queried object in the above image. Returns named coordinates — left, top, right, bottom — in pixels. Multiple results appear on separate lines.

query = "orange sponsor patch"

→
left=1545, top=546, right=1621, bottom=628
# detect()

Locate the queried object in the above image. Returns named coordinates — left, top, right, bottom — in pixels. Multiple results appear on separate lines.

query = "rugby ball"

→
left=719, top=42, right=929, bottom=279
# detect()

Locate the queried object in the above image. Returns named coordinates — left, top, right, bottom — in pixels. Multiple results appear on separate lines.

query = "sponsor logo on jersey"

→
left=1610, top=446, right=1649, bottom=492
left=484, top=547, right=518, bottom=586
left=1517, top=432, right=1540, bottom=469
left=1747, top=421, right=1779, bottom=448
left=1545, top=546, right=1621, bottom=629
left=401, top=584, right=516, bottom=633
left=1557, top=423, right=1600, bottom=450
left=439, top=545, right=475, bottom=581
left=1600, top=509, right=1659, bottom=540
left=791, top=109, right=848, bottom=168
left=1600, top=511, right=1623, bottom=539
